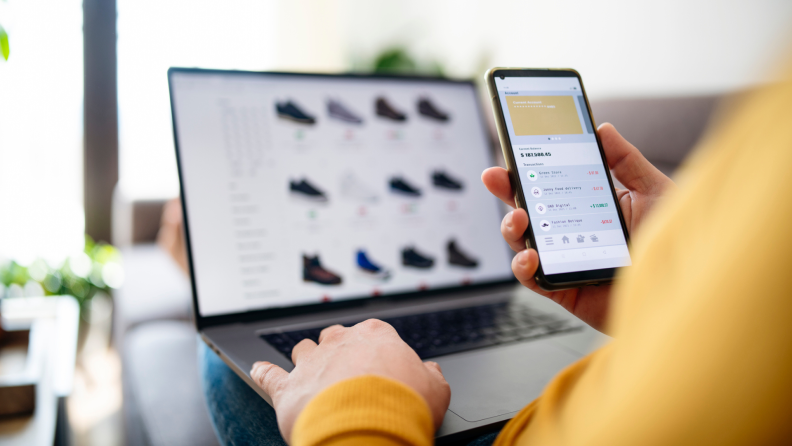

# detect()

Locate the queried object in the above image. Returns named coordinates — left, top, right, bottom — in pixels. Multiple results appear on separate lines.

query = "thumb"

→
left=598, top=123, right=664, bottom=193
left=250, top=361, right=289, bottom=400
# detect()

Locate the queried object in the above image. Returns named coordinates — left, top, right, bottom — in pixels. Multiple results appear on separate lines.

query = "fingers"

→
left=501, top=209, right=529, bottom=252
left=250, top=361, right=289, bottom=398
left=291, top=338, right=317, bottom=364
left=597, top=123, right=665, bottom=193
left=511, top=249, right=541, bottom=290
left=318, top=324, right=344, bottom=343
left=481, top=167, right=515, bottom=208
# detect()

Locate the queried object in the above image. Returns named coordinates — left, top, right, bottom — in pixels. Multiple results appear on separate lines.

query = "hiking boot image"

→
left=327, top=99, right=363, bottom=124
left=447, top=239, right=478, bottom=268
left=389, top=177, right=422, bottom=197
left=356, top=250, right=391, bottom=281
left=276, top=100, right=317, bottom=124
left=402, top=247, right=435, bottom=269
left=417, top=97, right=450, bottom=122
left=432, top=170, right=464, bottom=191
left=303, top=254, right=343, bottom=285
left=290, top=179, right=329, bottom=203
left=375, top=97, right=407, bottom=122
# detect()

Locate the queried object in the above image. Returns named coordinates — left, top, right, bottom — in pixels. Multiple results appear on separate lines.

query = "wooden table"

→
left=0, top=297, right=79, bottom=446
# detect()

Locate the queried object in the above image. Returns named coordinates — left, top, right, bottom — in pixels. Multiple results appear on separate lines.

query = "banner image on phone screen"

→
left=494, top=76, right=632, bottom=275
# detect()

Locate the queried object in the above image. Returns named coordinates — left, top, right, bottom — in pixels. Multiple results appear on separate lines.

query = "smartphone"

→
left=486, top=68, right=631, bottom=290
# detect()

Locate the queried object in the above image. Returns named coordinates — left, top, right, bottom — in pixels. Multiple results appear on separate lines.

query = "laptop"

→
left=168, top=68, right=603, bottom=443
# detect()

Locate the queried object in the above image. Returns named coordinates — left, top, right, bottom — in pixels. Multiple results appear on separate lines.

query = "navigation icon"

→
left=562, top=235, right=569, bottom=244
left=576, top=234, right=585, bottom=243
left=535, top=203, right=547, bottom=214
left=590, top=234, right=599, bottom=242
left=545, top=236, right=554, bottom=246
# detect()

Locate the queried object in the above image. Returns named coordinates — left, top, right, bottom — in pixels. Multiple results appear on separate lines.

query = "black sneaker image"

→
left=402, top=247, right=435, bottom=269
left=303, top=254, right=343, bottom=285
left=432, top=170, right=464, bottom=191
left=327, top=99, right=363, bottom=124
left=448, top=239, right=478, bottom=268
left=389, top=176, right=422, bottom=197
left=375, top=97, right=407, bottom=122
left=290, top=179, right=328, bottom=203
left=418, top=97, right=450, bottom=122
left=276, top=100, right=316, bottom=124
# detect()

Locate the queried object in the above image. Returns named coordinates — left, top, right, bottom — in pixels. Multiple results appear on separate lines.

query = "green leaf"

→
left=0, top=25, right=9, bottom=61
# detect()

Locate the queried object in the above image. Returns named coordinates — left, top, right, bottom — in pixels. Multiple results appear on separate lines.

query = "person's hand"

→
left=481, top=123, right=675, bottom=332
left=250, top=320, right=451, bottom=443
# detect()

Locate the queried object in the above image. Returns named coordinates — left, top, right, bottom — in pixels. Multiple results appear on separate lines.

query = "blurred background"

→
left=0, top=0, right=790, bottom=445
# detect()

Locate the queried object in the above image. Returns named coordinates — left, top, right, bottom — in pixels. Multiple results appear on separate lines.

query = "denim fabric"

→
left=199, top=342, right=500, bottom=446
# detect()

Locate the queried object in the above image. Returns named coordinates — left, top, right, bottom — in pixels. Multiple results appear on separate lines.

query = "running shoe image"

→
left=340, top=173, right=379, bottom=203
left=402, top=246, right=435, bottom=269
left=303, top=254, right=343, bottom=285
left=356, top=250, right=391, bottom=281
left=447, top=239, right=479, bottom=268
left=276, top=100, right=317, bottom=124
left=417, top=97, right=450, bottom=122
left=375, top=97, right=407, bottom=122
left=432, top=170, right=464, bottom=191
left=327, top=99, right=363, bottom=124
left=290, top=178, right=329, bottom=203
left=389, top=176, right=422, bottom=197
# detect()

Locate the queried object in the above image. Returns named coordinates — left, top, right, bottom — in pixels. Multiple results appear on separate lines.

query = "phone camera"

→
left=499, top=75, right=505, bottom=79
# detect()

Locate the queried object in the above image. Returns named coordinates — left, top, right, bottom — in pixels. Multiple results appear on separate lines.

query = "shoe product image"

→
left=340, top=173, right=379, bottom=203
left=276, top=100, right=317, bottom=124
left=417, top=97, right=450, bottom=122
left=290, top=179, right=329, bottom=203
left=402, top=247, right=435, bottom=269
left=356, top=250, right=391, bottom=281
left=432, top=170, right=464, bottom=191
left=303, top=254, right=343, bottom=285
left=389, top=177, right=422, bottom=197
left=327, top=99, right=364, bottom=124
left=447, top=239, right=479, bottom=268
left=375, top=97, right=407, bottom=122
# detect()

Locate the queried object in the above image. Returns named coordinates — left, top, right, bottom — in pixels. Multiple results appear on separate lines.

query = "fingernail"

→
left=505, top=211, right=514, bottom=229
left=517, top=250, right=529, bottom=266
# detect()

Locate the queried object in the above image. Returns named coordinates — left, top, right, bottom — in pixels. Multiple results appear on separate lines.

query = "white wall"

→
left=280, top=0, right=792, bottom=99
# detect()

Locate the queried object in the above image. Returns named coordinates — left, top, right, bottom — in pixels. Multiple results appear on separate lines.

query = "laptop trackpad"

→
left=435, top=341, right=581, bottom=422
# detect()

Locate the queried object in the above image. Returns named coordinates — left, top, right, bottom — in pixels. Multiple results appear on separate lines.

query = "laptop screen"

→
left=169, top=70, right=514, bottom=318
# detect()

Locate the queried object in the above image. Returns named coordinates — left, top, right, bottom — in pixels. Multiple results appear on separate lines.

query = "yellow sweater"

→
left=292, top=76, right=792, bottom=445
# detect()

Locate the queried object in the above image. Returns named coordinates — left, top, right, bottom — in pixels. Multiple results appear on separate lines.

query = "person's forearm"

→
left=292, top=375, right=434, bottom=446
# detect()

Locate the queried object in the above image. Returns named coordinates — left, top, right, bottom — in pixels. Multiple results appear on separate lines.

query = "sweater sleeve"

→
left=291, top=375, right=435, bottom=446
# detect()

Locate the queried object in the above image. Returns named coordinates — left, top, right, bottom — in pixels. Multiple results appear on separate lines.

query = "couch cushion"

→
left=591, top=95, right=721, bottom=167
left=114, top=244, right=193, bottom=342
left=123, top=320, right=219, bottom=446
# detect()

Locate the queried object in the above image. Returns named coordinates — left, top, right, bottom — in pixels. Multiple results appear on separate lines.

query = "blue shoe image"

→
left=356, top=250, right=391, bottom=281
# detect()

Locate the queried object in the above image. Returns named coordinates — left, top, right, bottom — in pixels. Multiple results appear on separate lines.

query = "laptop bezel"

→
left=167, top=67, right=517, bottom=330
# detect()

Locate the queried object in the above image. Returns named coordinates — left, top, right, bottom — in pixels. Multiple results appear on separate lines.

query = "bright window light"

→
left=0, top=0, right=85, bottom=266
left=117, top=0, right=277, bottom=200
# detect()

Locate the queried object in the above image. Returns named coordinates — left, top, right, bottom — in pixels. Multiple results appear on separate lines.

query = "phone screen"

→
left=493, top=75, right=631, bottom=276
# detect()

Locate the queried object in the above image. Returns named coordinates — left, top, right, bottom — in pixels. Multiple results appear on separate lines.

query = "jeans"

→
left=199, top=342, right=500, bottom=446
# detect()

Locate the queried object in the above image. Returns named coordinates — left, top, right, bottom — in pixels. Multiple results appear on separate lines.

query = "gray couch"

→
left=115, top=93, right=725, bottom=446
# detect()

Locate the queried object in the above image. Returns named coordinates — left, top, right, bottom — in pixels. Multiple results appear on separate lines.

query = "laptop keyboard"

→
left=261, top=302, right=581, bottom=361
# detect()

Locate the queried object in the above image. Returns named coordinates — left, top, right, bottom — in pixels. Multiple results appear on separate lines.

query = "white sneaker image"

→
left=340, top=173, right=379, bottom=203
